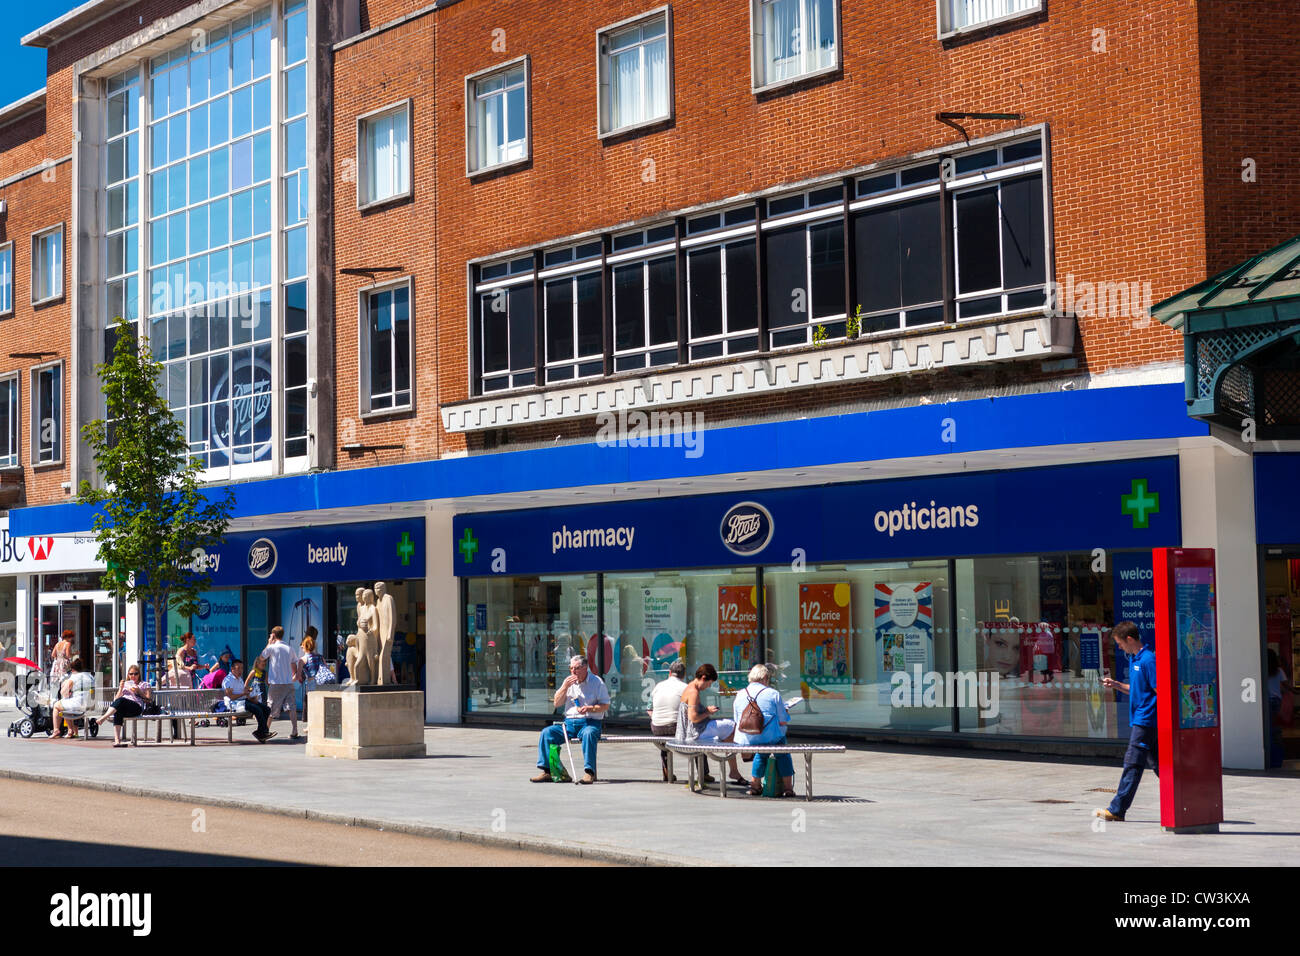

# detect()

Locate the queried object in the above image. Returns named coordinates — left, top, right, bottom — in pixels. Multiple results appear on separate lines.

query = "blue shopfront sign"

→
left=1256, top=454, right=1300, bottom=545
left=454, top=458, right=1181, bottom=576
left=189, top=519, right=425, bottom=587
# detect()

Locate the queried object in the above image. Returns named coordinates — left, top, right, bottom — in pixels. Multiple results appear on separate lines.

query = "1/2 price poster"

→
left=875, top=582, right=933, bottom=674
left=718, top=586, right=760, bottom=675
left=799, top=583, right=852, bottom=700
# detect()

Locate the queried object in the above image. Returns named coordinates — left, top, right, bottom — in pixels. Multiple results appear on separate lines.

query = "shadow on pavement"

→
left=9, top=836, right=313, bottom=867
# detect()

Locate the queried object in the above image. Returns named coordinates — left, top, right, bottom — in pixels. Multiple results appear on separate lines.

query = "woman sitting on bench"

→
left=677, top=663, right=748, bottom=787
left=94, top=665, right=155, bottom=748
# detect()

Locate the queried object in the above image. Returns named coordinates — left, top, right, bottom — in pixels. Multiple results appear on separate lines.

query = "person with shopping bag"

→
left=733, top=663, right=795, bottom=798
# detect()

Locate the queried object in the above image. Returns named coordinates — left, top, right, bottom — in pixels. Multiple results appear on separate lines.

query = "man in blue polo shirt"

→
left=1094, top=621, right=1158, bottom=822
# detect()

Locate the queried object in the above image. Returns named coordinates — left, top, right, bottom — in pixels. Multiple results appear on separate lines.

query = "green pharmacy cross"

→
left=1121, top=479, right=1160, bottom=529
left=458, top=528, right=479, bottom=564
left=396, top=532, right=415, bottom=566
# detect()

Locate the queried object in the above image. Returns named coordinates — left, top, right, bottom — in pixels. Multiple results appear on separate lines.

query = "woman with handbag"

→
left=733, top=663, right=795, bottom=797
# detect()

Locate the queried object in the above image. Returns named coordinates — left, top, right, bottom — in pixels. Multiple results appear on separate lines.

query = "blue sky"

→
left=0, top=3, right=85, bottom=108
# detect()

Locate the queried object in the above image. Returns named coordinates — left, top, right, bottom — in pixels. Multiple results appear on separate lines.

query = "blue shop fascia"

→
left=142, top=518, right=426, bottom=687
left=453, top=455, right=1182, bottom=750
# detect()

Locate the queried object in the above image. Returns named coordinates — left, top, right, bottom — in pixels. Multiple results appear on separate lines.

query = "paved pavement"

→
left=0, top=710, right=1296, bottom=865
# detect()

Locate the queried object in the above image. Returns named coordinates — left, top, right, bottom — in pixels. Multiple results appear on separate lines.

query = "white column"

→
left=424, top=507, right=460, bottom=723
left=15, top=574, right=30, bottom=663
left=124, top=597, right=141, bottom=674
left=1179, top=443, right=1264, bottom=770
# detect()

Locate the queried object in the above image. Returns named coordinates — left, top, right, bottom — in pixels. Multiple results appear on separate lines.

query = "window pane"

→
left=614, top=263, right=644, bottom=351
left=810, top=221, right=845, bottom=318
left=899, top=196, right=942, bottom=307
left=481, top=295, right=509, bottom=373
left=725, top=239, right=758, bottom=331
left=688, top=247, right=723, bottom=339
left=545, top=279, right=575, bottom=362
left=508, top=285, right=534, bottom=372
left=956, top=187, right=1001, bottom=294
left=854, top=206, right=900, bottom=313
left=999, top=174, right=1045, bottom=289
left=647, top=256, right=676, bottom=346
left=393, top=286, right=411, bottom=395
left=764, top=225, right=806, bottom=330
left=369, top=291, right=393, bottom=399
left=575, top=272, right=602, bottom=359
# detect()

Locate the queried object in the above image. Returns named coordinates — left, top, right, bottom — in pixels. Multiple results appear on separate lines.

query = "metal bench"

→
left=123, top=688, right=239, bottom=746
left=601, top=734, right=678, bottom=781
left=663, top=741, right=847, bottom=800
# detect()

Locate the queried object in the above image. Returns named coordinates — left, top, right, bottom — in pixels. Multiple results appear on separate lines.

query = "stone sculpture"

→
left=375, top=581, right=396, bottom=685
left=345, top=588, right=379, bottom=686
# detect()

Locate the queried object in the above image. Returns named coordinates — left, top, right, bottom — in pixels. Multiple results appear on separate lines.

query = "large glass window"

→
left=282, top=0, right=310, bottom=460
left=956, top=552, right=1128, bottom=739
left=467, top=60, right=528, bottom=174
left=0, top=243, right=13, bottom=315
left=598, top=12, right=670, bottom=135
left=475, top=257, right=536, bottom=393
left=105, top=67, right=141, bottom=335
left=363, top=281, right=412, bottom=412
left=542, top=242, right=603, bottom=383
left=611, top=225, right=677, bottom=371
left=0, top=374, right=17, bottom=467
left=359, top=102, right=411, bottom=206
left=753, top=0, right=838, bottom=90
left=466, top=574, right=597, bottom=716
left=764, top=187, right=845, bottom=348
left=31, top=363, right=62, bottom=464
left=31, top=226, right=63, bottom=304
left=765, top=560, right=953, bottom=731
left=685, top=207, right=758, bottom=360
left=940, top=0, right=1041, bottom=35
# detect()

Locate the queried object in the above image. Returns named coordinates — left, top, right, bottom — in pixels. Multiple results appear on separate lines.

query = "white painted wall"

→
left=1179, top=443, right=1264, bottom=770
left=423, top=507, right=460, bottom=723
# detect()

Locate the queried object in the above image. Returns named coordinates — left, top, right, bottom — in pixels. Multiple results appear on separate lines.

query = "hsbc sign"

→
left=0, top=517, right=104, bottom=575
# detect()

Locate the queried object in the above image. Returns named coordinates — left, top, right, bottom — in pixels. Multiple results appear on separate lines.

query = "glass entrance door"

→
left=94, top=602, right=116, bottom=690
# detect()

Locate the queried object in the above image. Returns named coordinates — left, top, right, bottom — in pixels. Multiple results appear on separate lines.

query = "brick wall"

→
left=331, top=0, right=1221, bottom=466
left=1197, top=0, right=1300, bottom=275
left=0, top=150, right=73, bottom=507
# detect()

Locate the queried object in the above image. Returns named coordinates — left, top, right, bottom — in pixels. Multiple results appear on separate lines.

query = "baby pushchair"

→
left=6, top=670, right=99, bottom=739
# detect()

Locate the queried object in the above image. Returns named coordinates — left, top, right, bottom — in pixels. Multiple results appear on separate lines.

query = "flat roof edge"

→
left=0, top=88, right=47, bottom=127
left=22, top=0, right=123, bottom=49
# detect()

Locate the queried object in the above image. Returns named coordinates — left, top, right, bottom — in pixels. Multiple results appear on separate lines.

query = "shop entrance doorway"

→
left=38, top=597, right=117, bottom=692
left=1263, top=550, right=1300, bottom=761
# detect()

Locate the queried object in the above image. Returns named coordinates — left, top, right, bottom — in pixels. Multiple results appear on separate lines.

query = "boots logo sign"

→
left=719, top=502, right=774, bottom=556
left=27, top=536, right=54, bottom=561
left=247, top=538, right=278, bottom=578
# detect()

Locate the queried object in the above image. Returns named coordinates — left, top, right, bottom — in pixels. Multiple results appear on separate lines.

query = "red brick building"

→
left=2, top=0, right=1297, bottom=765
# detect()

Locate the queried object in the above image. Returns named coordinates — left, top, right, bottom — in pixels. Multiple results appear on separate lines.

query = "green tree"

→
left=77, top=319, right=235, bottom=666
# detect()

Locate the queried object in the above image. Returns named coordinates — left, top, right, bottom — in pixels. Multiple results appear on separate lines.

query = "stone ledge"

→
left=443, top=313, right=1076, bottom=433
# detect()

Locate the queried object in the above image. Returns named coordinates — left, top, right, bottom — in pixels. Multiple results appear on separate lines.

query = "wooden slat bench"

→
left=664, top=741, right=847, bottom=800
left=124, top=688, right=239, bottom=746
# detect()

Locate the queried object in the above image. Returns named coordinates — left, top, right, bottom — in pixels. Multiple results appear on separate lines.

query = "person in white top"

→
left=259, top=626, right=302, bottom=739
left=51, top=657, right=96, bottom=738
left=222, top=659, right=273, bottom=741
left=647, top=660, right=688, bottom=781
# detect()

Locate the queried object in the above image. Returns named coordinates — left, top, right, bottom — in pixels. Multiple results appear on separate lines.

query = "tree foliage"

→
left=77, top=319, right=235, bottom=648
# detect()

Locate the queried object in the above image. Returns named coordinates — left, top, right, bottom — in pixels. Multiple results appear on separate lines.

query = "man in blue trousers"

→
left=1095, top=621, right=1158, bottom=822
left=532, top=654, right=610, bottom=785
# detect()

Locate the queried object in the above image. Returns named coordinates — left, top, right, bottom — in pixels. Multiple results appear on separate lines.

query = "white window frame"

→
left=356, top=98, right=413, bottom=210
left=0, top=371, right=18, bottom=469
left=937, top=0, right=1043, bottom=39
left=358, top=277, right=415, bottom=416
left=465, top=56, right=531, bottom=176
left=0, top=242, right=13, bottom=317
left=30, top=360, right=63, bottom=467
left=596, top=6, right=674, bottom=139
left=31, top=224, right=64, bottom=306
left=749, top=0, right=841, bottom=94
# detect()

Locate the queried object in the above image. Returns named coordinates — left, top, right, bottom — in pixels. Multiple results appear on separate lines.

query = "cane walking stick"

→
left=561, top=718, right=580, bottom=785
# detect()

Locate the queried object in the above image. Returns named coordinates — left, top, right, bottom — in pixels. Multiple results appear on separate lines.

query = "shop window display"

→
left=764, top=560, right=952, bottom=731
left=955, top=552, right=1128, bottom=739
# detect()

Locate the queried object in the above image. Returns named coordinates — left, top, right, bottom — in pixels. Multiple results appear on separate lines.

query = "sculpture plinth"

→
left=304, top=687, right=426, bottom=759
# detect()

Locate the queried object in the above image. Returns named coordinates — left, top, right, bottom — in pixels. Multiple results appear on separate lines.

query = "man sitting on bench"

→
left=647, top=660, right=687, bottom=781
left=531, top=655, right=609, bottom=785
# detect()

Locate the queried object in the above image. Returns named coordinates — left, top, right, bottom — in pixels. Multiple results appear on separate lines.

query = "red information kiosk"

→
left=1152, top=548, right=1224, bottom=833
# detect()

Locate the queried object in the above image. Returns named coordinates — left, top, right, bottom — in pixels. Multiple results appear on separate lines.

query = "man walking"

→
left=1094, top=621, right=1157, bottom=822
left=531, top=655, right=609, bottom=784
left=260, top=626, right=302, bottom=740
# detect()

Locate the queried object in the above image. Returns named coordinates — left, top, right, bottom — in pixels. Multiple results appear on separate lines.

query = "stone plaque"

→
left=323, top=697, right=342, bottom=740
